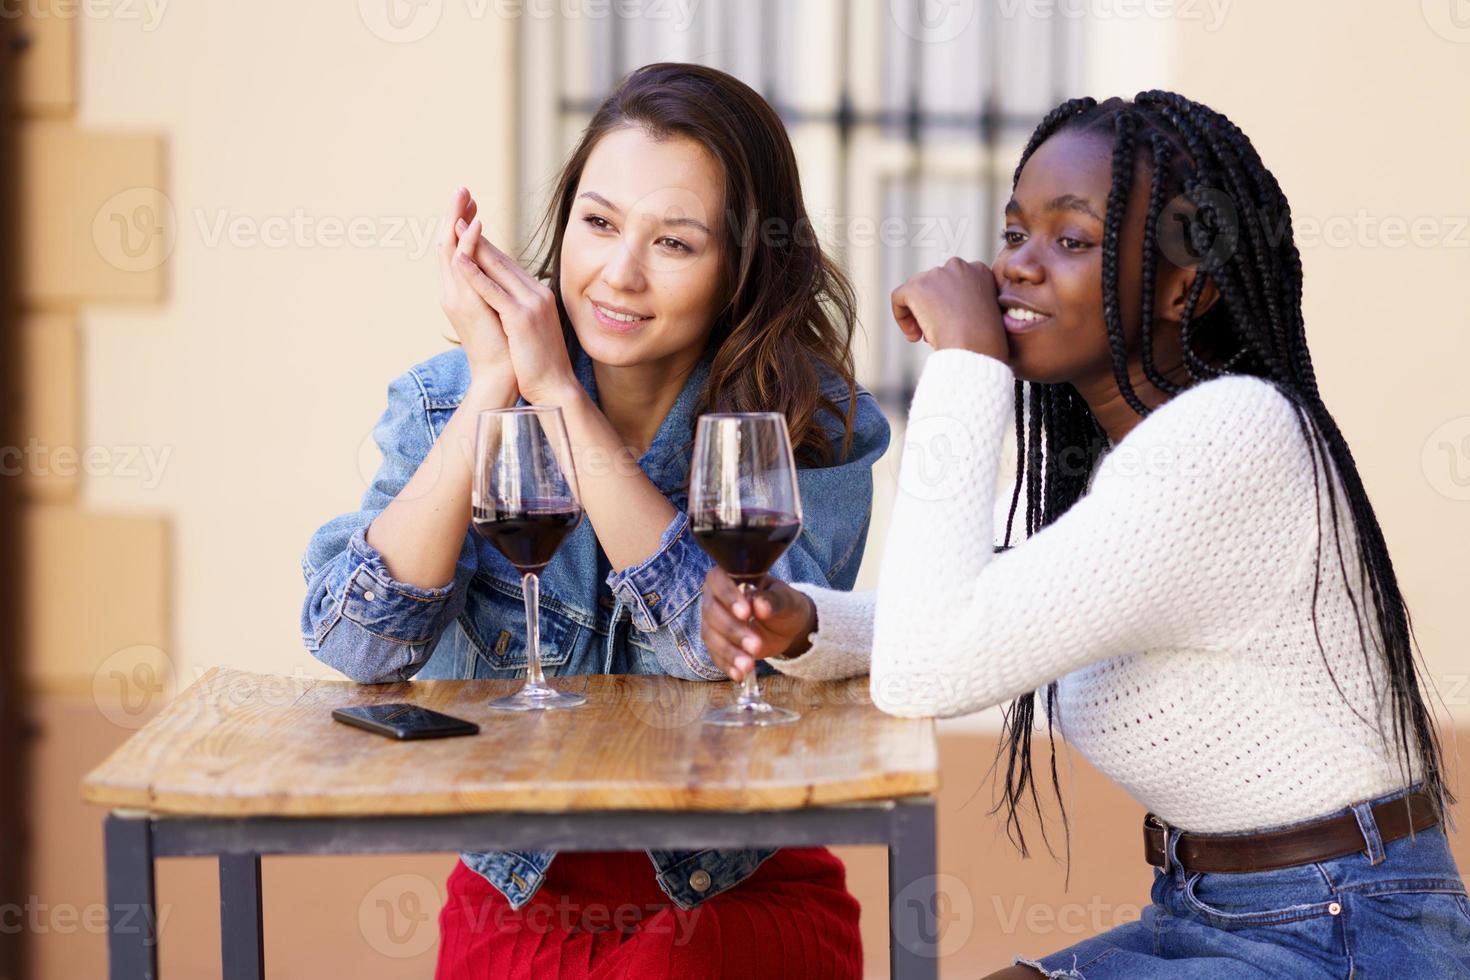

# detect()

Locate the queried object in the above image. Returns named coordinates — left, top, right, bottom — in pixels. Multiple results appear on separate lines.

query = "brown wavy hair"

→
left=526, top=62, right=860, bottom=465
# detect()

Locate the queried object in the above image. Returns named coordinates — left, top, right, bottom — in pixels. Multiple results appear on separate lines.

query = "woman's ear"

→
left=1160, top=266, right=1221, bottom=323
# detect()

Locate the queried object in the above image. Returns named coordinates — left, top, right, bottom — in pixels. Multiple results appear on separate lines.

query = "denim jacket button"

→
left=1328, top=901, right=1341, bottom=916
left=688, top=869, right=712, bottom=892
left=363, top=589, right=376, bottom=601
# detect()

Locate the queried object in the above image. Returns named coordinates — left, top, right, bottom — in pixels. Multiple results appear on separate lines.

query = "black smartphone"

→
left=331, top=703, right=480, bottom=741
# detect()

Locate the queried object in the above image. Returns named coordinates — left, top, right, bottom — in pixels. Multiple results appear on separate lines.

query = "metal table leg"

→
left=104, top=813, right=159, bottom=980
left=219, top=853, right=265, bottom=980
left=888, top=799, right=939, bottom=980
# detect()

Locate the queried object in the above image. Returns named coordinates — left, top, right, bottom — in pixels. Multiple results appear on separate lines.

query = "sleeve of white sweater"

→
left=772, top=349, right=1319, bottom=714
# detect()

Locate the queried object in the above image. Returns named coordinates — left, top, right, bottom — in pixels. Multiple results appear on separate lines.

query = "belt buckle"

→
left=1145, top=814, right=1172, bottom=874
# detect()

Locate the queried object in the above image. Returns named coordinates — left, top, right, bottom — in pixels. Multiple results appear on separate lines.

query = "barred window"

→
left=517, top=0, right=1079, bottom=409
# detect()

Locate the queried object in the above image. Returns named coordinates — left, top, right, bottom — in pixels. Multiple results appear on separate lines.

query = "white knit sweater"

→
left=771, top=349, right=1417, bottom=833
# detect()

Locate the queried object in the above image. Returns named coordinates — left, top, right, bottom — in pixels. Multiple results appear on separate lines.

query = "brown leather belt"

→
left=1143, top=792, right=1440, bottom=874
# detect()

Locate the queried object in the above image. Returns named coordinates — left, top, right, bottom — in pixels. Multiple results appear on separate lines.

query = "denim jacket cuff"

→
left=605, top=511, right=710, bottom=633
left=338, top=524, right=458, bottom=644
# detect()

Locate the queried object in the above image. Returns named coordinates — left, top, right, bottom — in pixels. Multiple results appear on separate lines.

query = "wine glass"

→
left=472, top=406, right=586, bottom=711
left=689, top=412, right=803, bottom=727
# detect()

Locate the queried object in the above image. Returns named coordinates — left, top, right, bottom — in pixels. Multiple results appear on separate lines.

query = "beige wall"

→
left=77, top=2, right=520, bottom=694
left=1163, top=1, right=1470, bottom=725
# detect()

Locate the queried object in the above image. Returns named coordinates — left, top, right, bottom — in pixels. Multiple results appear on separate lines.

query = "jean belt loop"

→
left=1350, top=799, right=1387, bottom=866
left=1165, top=825, right=1184, bottom=878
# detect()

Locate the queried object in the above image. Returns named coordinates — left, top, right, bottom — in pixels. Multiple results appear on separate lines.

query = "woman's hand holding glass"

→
left=700, top=567, right=817, bottom=682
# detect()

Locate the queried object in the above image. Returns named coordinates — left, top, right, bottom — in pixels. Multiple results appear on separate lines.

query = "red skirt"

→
left=435, top=848, right=862, bottom=979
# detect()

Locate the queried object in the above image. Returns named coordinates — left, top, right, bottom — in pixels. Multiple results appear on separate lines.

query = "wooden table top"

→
left=80, top=667, right=938, bottom=817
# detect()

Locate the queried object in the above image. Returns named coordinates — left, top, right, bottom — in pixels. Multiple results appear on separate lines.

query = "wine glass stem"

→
left=737, top=582, right=763, bottom=705
left=522, top=571, right=547, bottom=690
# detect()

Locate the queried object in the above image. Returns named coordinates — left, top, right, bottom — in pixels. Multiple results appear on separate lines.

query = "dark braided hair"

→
left=991, top=92, right=1453, bottom=862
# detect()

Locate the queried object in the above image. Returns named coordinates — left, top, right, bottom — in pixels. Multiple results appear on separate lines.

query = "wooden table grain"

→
left=82, top=667, right=941, bottom=980
left=82, top=667, right=938, bottom=816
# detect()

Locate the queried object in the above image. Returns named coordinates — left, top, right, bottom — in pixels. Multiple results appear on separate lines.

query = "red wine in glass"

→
left=691, top=509, right=801, bottom=582
left=472, top=502, right=582, bottom=575
left=689, top=413, right=804, bottom=727
left=472, top=406, right=585, bottom=711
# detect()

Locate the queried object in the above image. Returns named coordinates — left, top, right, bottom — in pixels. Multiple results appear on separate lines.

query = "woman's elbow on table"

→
left=304, top=614, right=437, bottom=685
left=868, top=633, right=999, bottom=719
left=868, top=644, right=949, bottom=718
left=299, top=568, right=450, bottom=684
left=300, top=531, right=468, bottom=684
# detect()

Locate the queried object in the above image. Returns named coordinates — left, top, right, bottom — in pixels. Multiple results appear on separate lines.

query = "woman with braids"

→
left=302, top=64, right=887, bottom=978
left=706, top=92, right=1470, bottom=977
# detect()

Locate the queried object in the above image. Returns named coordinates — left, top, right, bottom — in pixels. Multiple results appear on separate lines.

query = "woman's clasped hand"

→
left=439, top=186, right=581, bottom=407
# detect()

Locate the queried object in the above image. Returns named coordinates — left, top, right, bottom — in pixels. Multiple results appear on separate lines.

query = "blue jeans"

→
left=1020, top=788, right=1470, bottom=978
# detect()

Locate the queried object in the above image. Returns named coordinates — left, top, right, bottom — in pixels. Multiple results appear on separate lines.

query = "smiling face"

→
left=558, top=125, right=729, bottom=372
left=992, top=128, right=1201, bottom=391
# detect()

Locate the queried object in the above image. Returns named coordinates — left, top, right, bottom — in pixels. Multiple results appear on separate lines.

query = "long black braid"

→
left=990, top=92, right=1452, bottom=862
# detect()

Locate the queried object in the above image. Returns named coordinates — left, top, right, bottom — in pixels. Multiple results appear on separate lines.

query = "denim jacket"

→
left=301, top=344, right=890, bottom=910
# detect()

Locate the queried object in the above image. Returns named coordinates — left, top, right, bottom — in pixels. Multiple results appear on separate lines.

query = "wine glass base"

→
left=487, top=684, right=586, bottom=712
left=702, top=700, right=800, bottom=727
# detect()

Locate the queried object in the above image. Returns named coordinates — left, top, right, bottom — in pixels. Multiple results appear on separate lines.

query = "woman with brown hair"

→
left=301, top=62, right=888, bottom=977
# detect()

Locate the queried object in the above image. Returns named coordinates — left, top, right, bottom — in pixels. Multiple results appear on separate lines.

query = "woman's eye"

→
left=1059, top=236, right=1090, bottom=250
left=657, top=237, right=691, bottom=253
left=1000, top=230, right=1025, bottom=247
left=584, top=215, right=613, bottom=231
